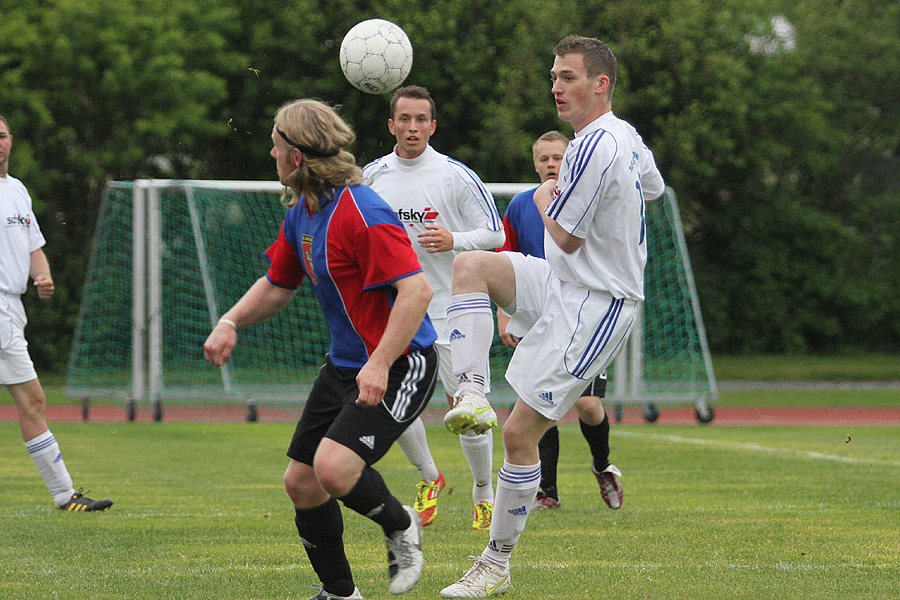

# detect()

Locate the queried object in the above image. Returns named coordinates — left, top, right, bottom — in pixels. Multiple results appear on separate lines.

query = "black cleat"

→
left=57, top=490, right=114, bottom=512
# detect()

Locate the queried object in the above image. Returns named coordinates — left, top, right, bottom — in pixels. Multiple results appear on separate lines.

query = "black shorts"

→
left=287, top=346, right=438, bottom=467
left=581, top=373, right=607, bottom=398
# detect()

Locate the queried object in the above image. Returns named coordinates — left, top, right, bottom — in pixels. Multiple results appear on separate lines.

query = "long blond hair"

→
left=274, top=100, right=362, bottom=211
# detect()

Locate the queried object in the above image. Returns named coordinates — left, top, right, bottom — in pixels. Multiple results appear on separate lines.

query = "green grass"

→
left=711, top=354, right=900, bottom=382
left=718, top=387, right=900, bottom=408
left=2, top=422, right=899, bottom=599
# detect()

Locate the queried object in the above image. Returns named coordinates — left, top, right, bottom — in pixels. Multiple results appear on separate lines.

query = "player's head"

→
left=0, top=114, right=12, bottom=177
left=551, top=36, right=616, bottom=130
left=388, top=85, right=437, bottom=160
left=532, top=131, right=569, bottom=183
left=271, top=99, right=362, bottom=211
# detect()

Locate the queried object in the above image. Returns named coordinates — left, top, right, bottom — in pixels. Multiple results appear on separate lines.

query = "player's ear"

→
left=291, top=147, right=303, bottom=168
left=388, top=119, right=395, bottom=135
left=430, top=119, right=437, bottom=135
left=595, top=74, right=610, bottom=96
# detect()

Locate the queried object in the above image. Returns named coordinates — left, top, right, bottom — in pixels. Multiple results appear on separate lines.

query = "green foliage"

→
left=2, top=0, right=899, bottom=366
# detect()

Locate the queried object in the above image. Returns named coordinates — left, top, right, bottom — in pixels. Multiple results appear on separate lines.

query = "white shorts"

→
left=0, top=293, right=37, bottom=385
left=502, top=252, right=636, bottom=421
left=430, top=316, right=490, bottom=399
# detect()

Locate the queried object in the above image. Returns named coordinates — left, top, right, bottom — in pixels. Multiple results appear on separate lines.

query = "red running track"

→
left=2, top=404, right=900, bottom=426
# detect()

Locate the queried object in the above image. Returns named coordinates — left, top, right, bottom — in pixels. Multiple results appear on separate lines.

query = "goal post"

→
left=66, top=180, right=716, bottom=421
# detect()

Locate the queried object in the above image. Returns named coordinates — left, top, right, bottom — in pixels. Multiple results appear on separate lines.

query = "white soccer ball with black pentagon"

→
left=339, top=19, right=413, bottom=94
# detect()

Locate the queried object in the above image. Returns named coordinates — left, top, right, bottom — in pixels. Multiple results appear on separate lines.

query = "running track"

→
left=2, top=404, right=899, bottom=426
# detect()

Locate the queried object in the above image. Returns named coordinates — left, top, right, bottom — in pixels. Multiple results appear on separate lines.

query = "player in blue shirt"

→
left=205, top=99, right=436, bottom=600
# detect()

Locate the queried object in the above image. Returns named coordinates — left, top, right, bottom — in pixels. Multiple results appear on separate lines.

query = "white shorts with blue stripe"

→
left=501, top=252, right=636, bottom=421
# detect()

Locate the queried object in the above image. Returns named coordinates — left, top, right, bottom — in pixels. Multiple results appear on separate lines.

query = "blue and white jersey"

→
left=545, top=112, right=664, bottom=300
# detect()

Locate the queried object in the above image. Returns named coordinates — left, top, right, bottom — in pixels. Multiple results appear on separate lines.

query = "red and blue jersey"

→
left=499, top=186, right=546, bottom=258
left=265, top=184, right=436, bottom=369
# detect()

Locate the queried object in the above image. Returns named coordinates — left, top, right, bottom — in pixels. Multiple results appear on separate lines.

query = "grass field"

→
left=2, top=421, right=899, bottom=600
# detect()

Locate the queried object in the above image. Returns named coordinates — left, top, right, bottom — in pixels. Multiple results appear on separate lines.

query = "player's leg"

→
left=438, top=338, right=495, bottom=530
left=441, top=400, right=552, bottom=598
left=443, top=251, right=517, bottom=435
left=533, top=425, right=561, bottom=509
left=4, top=330, right=111, bottom=512
left=575, top=375, right=623, bottom=509
left=397, top=331, right=449, bottom=526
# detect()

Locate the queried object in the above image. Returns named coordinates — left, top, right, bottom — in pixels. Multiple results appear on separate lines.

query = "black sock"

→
left=338, top=466, right=410, bottom=536
left=294, top=498, right=354, bottom=597
left=580, top=413, right=611, bottom=471
left=538, top=426, right=560, bottom=499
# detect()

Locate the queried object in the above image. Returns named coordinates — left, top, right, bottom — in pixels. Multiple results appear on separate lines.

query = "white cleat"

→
left=440, top=556, right=511, bottom=598
left=444, top=390, right=498, bottom=435
left=386, top=505, right=423, bottom=594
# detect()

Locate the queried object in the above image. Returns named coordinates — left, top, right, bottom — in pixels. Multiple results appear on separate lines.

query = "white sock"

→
left=482, top=461, right=541, bottom=569
left=460, top=430, right=494, bottom=503
left=396, top=417, right=440, bottom=482
left=25, top=430, right=76, bottom=506
left=447, top=292, right=494, bottom=394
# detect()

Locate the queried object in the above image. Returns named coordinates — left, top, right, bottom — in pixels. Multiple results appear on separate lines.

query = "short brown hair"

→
left=554, top=36, right=617, bottom=96
left=532, top=131, right=569, bottom=161
left=390, top=85, right=436, bottom=121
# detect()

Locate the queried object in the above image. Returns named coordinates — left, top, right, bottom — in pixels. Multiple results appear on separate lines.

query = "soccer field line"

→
left=613, top=430, right=900, bottom=468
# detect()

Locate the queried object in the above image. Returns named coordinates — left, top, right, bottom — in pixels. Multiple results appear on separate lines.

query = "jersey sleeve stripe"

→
left=446, top=157, right=503, bottom=230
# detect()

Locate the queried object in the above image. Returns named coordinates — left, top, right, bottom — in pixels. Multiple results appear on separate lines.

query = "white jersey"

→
left=545, top=112, right=664, bottom=300
left=363, top=145, right=504, bottom=321
left=0, top=175, right=46, bottom=295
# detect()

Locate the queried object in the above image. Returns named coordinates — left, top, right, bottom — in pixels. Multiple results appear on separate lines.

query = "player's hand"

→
left=33, top=274, right=54, bottom=300
left=204, top=323, right=237, bottom=366
left=418, top=225, right=452, bottom=253
left=499, top=330, right=520, bottom=348
left=356, top=359, right=389, bottom=406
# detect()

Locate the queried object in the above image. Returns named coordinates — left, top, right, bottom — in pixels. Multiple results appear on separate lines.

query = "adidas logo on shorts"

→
left=538, top=391, right=554, bottom=405
left=449, top=329, right=465, bottom=341
left=359, top=435, right=375, bottom=450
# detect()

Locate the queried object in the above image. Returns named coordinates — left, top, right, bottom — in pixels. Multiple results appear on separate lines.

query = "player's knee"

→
left=451, top=251, right=489, bottom=291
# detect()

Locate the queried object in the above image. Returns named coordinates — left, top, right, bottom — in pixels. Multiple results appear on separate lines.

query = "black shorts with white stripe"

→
left=287, top=345, right=438, bottom=466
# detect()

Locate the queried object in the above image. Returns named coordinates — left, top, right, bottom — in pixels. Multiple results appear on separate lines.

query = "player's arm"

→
left=356, top=272, right=433, bottom=406
left=203, top=276, right=297, bottom=366
left=533, top=179, right=584, bottom=254
left=29, top=248, right=54, bottom=299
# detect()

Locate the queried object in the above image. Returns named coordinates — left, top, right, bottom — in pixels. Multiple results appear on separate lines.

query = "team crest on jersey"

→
left=301, top=234, right=316, bottom=285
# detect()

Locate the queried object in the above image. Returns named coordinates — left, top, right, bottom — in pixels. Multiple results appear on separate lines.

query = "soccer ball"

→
left=339, top=19, right=413, bottom=95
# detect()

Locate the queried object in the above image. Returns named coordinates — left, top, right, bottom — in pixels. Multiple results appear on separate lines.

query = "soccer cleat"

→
left=471, top=500, right=493, bottom=530
left=440, top=556, right=511, bottom=598
left=386, top=505, right=424, bottom=594
left=56, top=490, right=113, bottom=512
left=444, top=390, right=498, bottom=435
left=304, top=585, right=365, bottom=600
left=414, top=471, right=445, bottom=527
left=531, top=491, right=561, bottom=510
left=593, top=463, right=623, bottom=509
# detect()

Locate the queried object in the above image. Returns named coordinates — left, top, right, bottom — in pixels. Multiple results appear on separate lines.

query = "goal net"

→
left=66, top=181, right=716, bottom=419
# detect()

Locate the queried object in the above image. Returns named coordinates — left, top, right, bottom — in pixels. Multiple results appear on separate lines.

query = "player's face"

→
left=389, top=97, right=436, bottom=159
left=0, top=122, right=12, bottom=177
left=550, top=53, right=609, bottom=132
left=270, top=126, right=300, bottom=185
left=533, top=140, right=567, bottom=184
